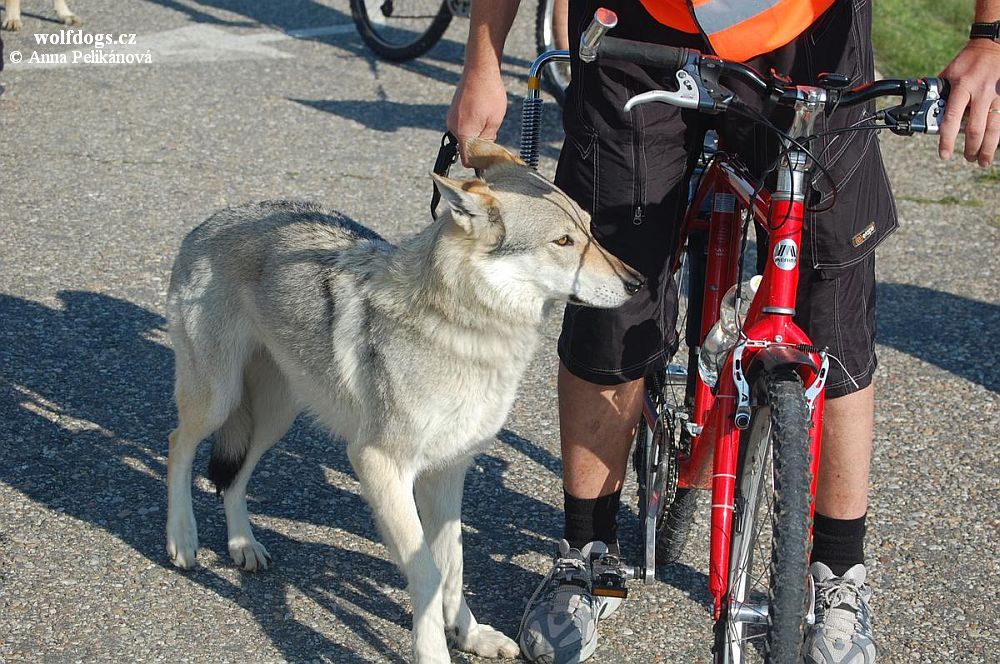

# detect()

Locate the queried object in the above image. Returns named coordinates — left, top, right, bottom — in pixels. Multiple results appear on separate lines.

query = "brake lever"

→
left=884, top=98, right=946, bottom=135
left=624, top=64, right=731, bottom=114
left=625, top=69, right=701, bottom=111
left=883, top=77, right=947, bottom=135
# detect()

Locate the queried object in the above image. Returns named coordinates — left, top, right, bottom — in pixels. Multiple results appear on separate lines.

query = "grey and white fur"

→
left=164, top=140, right=642, bottom=663
left=1, top=0, right=79, bottom=30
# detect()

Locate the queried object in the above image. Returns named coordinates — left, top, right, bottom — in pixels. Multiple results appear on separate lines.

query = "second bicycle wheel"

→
left=350, top=0, right=454, bottom=61
left=715, top=369, right=814, bottom=663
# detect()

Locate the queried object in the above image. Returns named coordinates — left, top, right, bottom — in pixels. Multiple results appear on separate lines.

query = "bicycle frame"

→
left=517, top=43, right=834, bottom=627
left=661, top=140, right=828, bottom=619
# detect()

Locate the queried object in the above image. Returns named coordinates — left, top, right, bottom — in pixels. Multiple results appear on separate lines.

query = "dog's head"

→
left=431, top=139, right=642, bottom=310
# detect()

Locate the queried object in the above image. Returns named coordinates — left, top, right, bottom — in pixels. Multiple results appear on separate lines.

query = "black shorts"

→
left=556, top=0, right=893, bottom=398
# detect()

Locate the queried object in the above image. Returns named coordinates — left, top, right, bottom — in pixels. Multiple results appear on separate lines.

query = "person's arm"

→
left=938, top=0, right=1000, bottom=166
left=446, top=1, right=521, bottom=166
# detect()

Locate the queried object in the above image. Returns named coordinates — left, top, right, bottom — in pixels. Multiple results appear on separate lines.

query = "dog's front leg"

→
left=415, top=460, right=519, bottom=660
left=350, top=444, right=450, bottom=663
left=52, top=0, right=81, bottom=25
left=2, top=0, right=23, bottom=31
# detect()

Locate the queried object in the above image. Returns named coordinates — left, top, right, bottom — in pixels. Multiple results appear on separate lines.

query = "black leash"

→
left=430, top=131, right=459, bottom=219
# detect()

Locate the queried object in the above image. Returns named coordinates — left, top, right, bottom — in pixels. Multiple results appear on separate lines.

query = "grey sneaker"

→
left=804, top=562, right=877, bottom=664
left=517, top=540, right=621, bottom=663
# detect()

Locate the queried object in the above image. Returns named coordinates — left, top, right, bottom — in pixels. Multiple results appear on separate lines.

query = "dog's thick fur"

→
left=2, top=0, right=80, bottom=31
left=164, top=140, right=642, bottom=662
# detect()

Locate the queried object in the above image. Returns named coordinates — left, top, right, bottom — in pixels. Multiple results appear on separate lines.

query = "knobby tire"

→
left=716, top=369, right=814, bottom=663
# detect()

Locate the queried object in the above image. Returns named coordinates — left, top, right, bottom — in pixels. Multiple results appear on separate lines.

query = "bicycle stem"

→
left=777, top=86, right=827, bottom=203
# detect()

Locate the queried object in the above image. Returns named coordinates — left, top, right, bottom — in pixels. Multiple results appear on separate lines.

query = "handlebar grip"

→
left=596, top=36, right=689, bottom=72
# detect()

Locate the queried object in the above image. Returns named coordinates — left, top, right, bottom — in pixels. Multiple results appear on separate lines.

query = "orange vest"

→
left=639, top=0, right=837, bottom=62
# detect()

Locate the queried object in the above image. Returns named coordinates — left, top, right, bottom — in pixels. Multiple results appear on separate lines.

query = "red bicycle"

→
left=520, top=9, right=948, bottom=662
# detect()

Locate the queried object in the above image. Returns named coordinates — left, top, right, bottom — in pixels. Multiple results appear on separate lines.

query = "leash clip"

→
left=430, top=131, right=460, bottom=219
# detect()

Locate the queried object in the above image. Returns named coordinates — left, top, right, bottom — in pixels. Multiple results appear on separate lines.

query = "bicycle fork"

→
left=705, top=90, right=829, bottom=621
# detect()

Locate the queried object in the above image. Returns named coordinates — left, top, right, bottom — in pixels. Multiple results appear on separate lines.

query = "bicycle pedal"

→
left=591, top=554, right=630, bottom=599
left=592, top=575, right=629, bottom=599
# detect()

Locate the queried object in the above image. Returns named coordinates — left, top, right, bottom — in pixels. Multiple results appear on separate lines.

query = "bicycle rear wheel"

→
left=350, top=0, right=453, bottom=61
left=715, top=369, right=814, bottom=663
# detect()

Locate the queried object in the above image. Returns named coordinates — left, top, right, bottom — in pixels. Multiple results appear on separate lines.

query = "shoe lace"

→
left=517, top=555, right=591, bottom=636
left=544, top=556, right=589, bottom=602
left=815, top=579, right=868, bottom=640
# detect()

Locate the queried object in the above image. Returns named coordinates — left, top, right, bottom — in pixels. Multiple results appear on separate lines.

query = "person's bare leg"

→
left=559, top=363, right=643, bottom=499
left=815, top=383, right=874, bottom=519
left=554, top=0, right=569, bottom=50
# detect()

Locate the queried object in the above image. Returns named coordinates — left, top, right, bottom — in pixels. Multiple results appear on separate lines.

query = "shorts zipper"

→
left=628, top=83, right=647, bottom=226
left=633, top=205, right=645, bottom=225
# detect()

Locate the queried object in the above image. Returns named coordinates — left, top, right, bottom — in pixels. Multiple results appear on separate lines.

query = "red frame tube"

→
left=670, top=157, right=826, bottom=618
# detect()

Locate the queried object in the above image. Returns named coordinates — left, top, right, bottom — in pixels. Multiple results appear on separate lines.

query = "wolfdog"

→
left=164, top=140, right=642, bottom=662
left=1, top=0, right=80, bottom=31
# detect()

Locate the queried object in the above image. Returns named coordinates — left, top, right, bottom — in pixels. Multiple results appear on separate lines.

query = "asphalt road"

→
left=1, top=1, right=998, bottom=662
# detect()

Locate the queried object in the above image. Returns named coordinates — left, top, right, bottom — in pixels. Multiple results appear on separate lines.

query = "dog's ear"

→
left=430, top=172, right=506, bottom=247
left=465, top=138, right=526, bottom=179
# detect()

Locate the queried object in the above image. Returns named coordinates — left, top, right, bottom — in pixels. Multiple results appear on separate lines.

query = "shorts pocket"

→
left=807, top=138, right=898, bottom=271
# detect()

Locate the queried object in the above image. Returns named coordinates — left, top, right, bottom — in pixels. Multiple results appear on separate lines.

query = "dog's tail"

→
left=207, top=394, right=253, bottom=495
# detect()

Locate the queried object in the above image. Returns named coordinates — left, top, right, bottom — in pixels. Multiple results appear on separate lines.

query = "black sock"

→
left=563, top=489, right=621, bottom=552
left=811, top=512, right=867, bottom=576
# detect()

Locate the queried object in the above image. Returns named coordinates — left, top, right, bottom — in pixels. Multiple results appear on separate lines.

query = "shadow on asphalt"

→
left=6, top=282, right=987, bottom=657
left=0, top=10, right=73, bottom=26
left=290, top=95, right=564, bottom=164
left=135, top=0, right=561, bottom=162
left=878, top=283, right=999, bottom=392
left=0, top=290, right=556, bottom=661
left=137, top=0, right=536, bottom=81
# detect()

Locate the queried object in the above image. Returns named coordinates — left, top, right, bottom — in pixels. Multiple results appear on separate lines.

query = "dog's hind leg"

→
left=214, top=350, right=298, bottom=572
left=349, top=445, right=450, bottom=664
left=52, top=0, right=80, bottom=25
left=166, top=382, right=233, bottom=569
left=415, top=460, right=520, bottom=659
left=166, top=309, right=250, bottom=569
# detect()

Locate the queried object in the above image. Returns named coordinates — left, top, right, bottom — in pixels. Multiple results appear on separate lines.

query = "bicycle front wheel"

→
left=350, top=0, right=453, bottom=61
left=716, top=369, right=814, bottom=663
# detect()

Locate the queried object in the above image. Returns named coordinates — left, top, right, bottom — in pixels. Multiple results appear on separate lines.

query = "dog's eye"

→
left=553, top=235, right=574, bottom=247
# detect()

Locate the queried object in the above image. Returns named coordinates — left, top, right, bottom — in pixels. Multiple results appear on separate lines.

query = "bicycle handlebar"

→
left=597, top=36, right=689, bottom=72
left=583, top=9, right=950, bottom=136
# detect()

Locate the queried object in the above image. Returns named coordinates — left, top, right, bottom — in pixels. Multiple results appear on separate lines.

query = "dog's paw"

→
left=453, top=624, right=519, bottom=659
left=166, top=518, right=199, bottom=569
left=58, top=13, right=81, bottom=26
left=228, top=535, right=272, bottom=572
left=1, top=17, right=24, bottom=31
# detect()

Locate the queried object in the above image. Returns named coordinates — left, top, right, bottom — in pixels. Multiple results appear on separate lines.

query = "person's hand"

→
left=446, top=68, right=509, bottom=167
left=939, top=40, right=1000, bottom=167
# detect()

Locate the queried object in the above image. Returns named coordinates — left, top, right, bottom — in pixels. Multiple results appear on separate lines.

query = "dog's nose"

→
left=624, top=277, right=644, bottom=295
